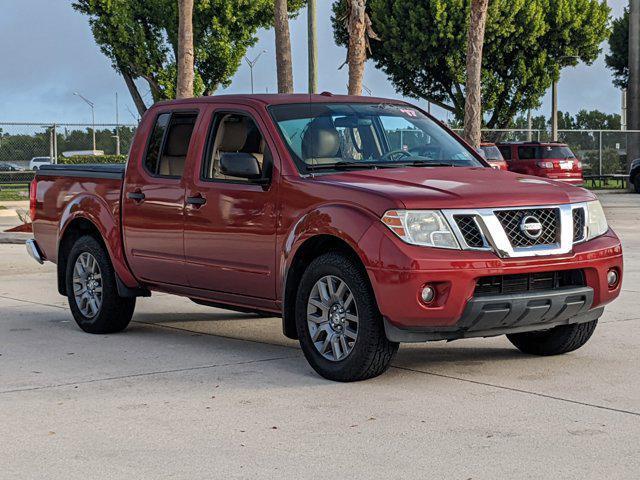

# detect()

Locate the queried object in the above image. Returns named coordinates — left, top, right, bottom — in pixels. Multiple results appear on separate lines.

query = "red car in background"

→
left=479, top=142, right=508, bottom=170
left=497, top=142, right=583, bottom=186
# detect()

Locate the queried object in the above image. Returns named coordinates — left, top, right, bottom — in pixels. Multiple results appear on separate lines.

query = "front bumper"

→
left=384, top=287, right=602, bottom=342
left=361, top=223, right=622, bottom=333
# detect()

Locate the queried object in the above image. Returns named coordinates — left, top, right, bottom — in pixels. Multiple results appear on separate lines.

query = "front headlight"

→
left=586, top=200, right=608, bottom=240
left=381, top=210, right=460, bottom=249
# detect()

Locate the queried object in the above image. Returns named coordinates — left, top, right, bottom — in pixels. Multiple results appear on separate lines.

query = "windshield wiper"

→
left=305, top=161, right=382, bottom=171
left=392, top=160, right=456, bottom=167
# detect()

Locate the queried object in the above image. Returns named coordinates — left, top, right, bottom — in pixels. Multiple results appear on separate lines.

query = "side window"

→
left=517, top=146, right=536, bottom=160
left=144, top=113, right=170, bottom=174
left=498, top=146, right=511, bottom=160
left=144, top=112, right=197, bottom=178
left=202, top=112, right=272, bottom=183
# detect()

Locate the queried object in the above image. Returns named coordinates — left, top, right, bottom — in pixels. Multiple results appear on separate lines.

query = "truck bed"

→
left=32, top=163, right=126, bottom=268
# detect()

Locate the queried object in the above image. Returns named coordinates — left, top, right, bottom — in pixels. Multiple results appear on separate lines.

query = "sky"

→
left=0, top=0, right=629, bottom=126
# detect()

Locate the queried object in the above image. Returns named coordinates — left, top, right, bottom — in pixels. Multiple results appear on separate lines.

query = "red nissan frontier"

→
left=26, top=94, right=623, bottom=382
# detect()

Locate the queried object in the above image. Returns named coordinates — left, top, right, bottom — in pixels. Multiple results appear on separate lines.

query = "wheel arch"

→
left=57, top=217, right=107, bottom=296
left=281, top=234, right=372, bottom=340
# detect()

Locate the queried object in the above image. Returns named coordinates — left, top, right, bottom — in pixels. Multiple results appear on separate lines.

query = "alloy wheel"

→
left=307, top=275, right=359, bottom=361
left=72, top=252, right=103, bottom=318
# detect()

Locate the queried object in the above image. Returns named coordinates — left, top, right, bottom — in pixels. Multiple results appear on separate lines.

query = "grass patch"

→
left=0, top=190, right=28, bottom=201
left=584, top=179, right=629, bottom=190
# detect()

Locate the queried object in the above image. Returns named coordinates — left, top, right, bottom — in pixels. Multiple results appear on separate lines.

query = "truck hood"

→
left=316, top=167, right=595, bottom=209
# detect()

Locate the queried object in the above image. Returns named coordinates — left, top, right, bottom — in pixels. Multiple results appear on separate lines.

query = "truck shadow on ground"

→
left=129, top=310, right=526, bottom=373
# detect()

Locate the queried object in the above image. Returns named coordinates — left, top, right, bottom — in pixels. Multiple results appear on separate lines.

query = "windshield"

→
left=539, top=146, right=575, bottom=159
left=269, top=103, right=481, bottom=171
left=480, top=145, right=504, bottom=161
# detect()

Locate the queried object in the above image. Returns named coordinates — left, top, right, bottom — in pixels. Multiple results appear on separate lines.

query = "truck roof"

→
left=153, top=93, right=410, bottom=108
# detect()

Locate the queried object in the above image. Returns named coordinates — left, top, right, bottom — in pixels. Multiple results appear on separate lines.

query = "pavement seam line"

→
left=0, top=294, right=67, bottom=310
left=131, top=320, right=300, bottom=350
left=392, top=365, right=640, bottom=418
left=0, top=354, right=299, bottom=395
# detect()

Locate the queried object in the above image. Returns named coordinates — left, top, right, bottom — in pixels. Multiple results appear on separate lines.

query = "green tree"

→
left=606, top=8, right=629, bottom=89
left=73, top=0, right=306, bottom=114
left=332, top=0, right=610, bottom=129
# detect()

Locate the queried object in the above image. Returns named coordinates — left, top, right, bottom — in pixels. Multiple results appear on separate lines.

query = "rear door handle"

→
left=186, top=195, right=207, bottom=207
left=127, top=190, right=145, bottom=202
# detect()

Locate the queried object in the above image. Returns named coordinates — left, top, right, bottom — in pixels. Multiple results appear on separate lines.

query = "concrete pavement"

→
left=1, top=192, right=639, bottom=479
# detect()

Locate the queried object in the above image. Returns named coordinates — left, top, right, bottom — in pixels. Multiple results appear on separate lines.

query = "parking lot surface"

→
left=1, top=192, right=639, bottom=479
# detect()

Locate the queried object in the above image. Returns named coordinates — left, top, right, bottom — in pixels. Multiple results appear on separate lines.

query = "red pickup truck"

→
left=27, top=94, right=623, bottom=382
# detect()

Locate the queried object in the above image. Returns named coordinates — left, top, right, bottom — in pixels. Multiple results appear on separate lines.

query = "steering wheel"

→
left=379, top=149, right=413, bottom=162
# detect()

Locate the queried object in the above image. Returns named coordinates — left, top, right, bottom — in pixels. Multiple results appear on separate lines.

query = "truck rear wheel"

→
left=65, top=235, right=136, bottom=334
left=506, top=320, right=598, bottom=356
left=295, top=252, right=398, bottom=382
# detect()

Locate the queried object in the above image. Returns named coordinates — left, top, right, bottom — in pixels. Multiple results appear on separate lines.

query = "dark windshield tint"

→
left=480, top=145, right=503, bottom=161
left=269, top=103, right=481, bottom=171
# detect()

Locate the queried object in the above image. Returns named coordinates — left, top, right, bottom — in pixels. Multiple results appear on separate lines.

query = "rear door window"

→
left=498, top=146, right=512, bottom=160
left=517, top=146, right=536, bottom=160
left=144, top=112, right=197, bottom=178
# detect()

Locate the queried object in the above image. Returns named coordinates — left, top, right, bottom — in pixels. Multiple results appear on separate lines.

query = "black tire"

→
left=295, top=252, right=399, bottom=382
left=634, top=175, right=640, bottom=193
left=65, top=235, right=136, bottom=334
left=507, top=320, right=598, bottom=356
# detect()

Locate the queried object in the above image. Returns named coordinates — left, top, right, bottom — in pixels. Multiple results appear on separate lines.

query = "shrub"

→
left=59, top=154, right=127, bottom=165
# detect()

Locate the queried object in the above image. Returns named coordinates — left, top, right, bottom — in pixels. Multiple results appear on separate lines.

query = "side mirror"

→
left=219, top=152, right=263, bottom=181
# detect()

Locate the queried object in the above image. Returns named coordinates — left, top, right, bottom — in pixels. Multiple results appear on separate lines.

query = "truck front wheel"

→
left=295, top=252, right=399, bottom=382
left=507, top=320, right=598, bottom=356
left=65, top=235, right=136, bottom=334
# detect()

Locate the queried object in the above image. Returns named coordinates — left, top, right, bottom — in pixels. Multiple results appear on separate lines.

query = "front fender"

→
left=58, top=193, right=138, bottom=288
left=278, top=203, right=378, bottom=299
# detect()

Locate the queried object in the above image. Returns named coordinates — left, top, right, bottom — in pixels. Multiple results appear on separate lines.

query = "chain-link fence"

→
left=1, top=123, right=638, bottom=190
left=0, top=122, right=138, bottom=170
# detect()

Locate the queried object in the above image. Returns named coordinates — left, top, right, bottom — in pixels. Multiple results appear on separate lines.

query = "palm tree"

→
left=462, top=0, right=489, bottom=148
left=176, top=0, right=195, bottom=99
left=274, top=0, right=294, bottom=93
left=345, top=0, right=377, bottom=96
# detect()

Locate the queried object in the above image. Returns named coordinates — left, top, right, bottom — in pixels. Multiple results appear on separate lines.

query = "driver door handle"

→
left=186, top=194, right=207, bottom=207
left=127, top=190, right=145, bottom=203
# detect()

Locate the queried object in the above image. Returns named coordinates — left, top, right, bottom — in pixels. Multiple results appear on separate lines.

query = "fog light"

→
left=607, top=269, right=619, bottom=288
left=421, top=285, right=436, bottom=304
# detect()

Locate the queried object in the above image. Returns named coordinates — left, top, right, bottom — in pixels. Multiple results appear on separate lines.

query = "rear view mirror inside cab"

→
left=333, top=116, right=373, bottom=128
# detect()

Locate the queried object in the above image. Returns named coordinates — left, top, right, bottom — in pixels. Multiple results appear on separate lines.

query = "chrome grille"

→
left=573, top=208, right=586, bottom=242
left=494, top=208, right=560, bottom=247
left=454, top=215, right=484, bottom=248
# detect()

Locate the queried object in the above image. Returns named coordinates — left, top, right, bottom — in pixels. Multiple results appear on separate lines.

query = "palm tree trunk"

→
left=176, top=0, right=195, bottom=99
left=274, top=0, right=294, bottom=93
left=462, top=0, right=489, bottom=149
left=347, top=0, right=367, bottom=96
left=628, top=0, right=640, bottom=161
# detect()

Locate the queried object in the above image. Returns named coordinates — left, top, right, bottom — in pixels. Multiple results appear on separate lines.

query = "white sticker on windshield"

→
left=399, top=108, right=418, bottom=117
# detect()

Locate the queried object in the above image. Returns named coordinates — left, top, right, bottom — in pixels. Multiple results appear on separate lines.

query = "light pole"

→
left=74, top=91, right=96, bottom=152
left=113, top=92, right=121, bottom=156
left=244, top=50, right=267, bottom=94
left=550, top=56, right=579, bottom=142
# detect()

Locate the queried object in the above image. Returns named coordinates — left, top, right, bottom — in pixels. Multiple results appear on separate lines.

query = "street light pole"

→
left=244, top=50, right=267, bottom=94
left=74, top=91, right=96, bottom=151
left=114, top=92, right=121, bottom=156
left=551, top=79, right=558, bottom=141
